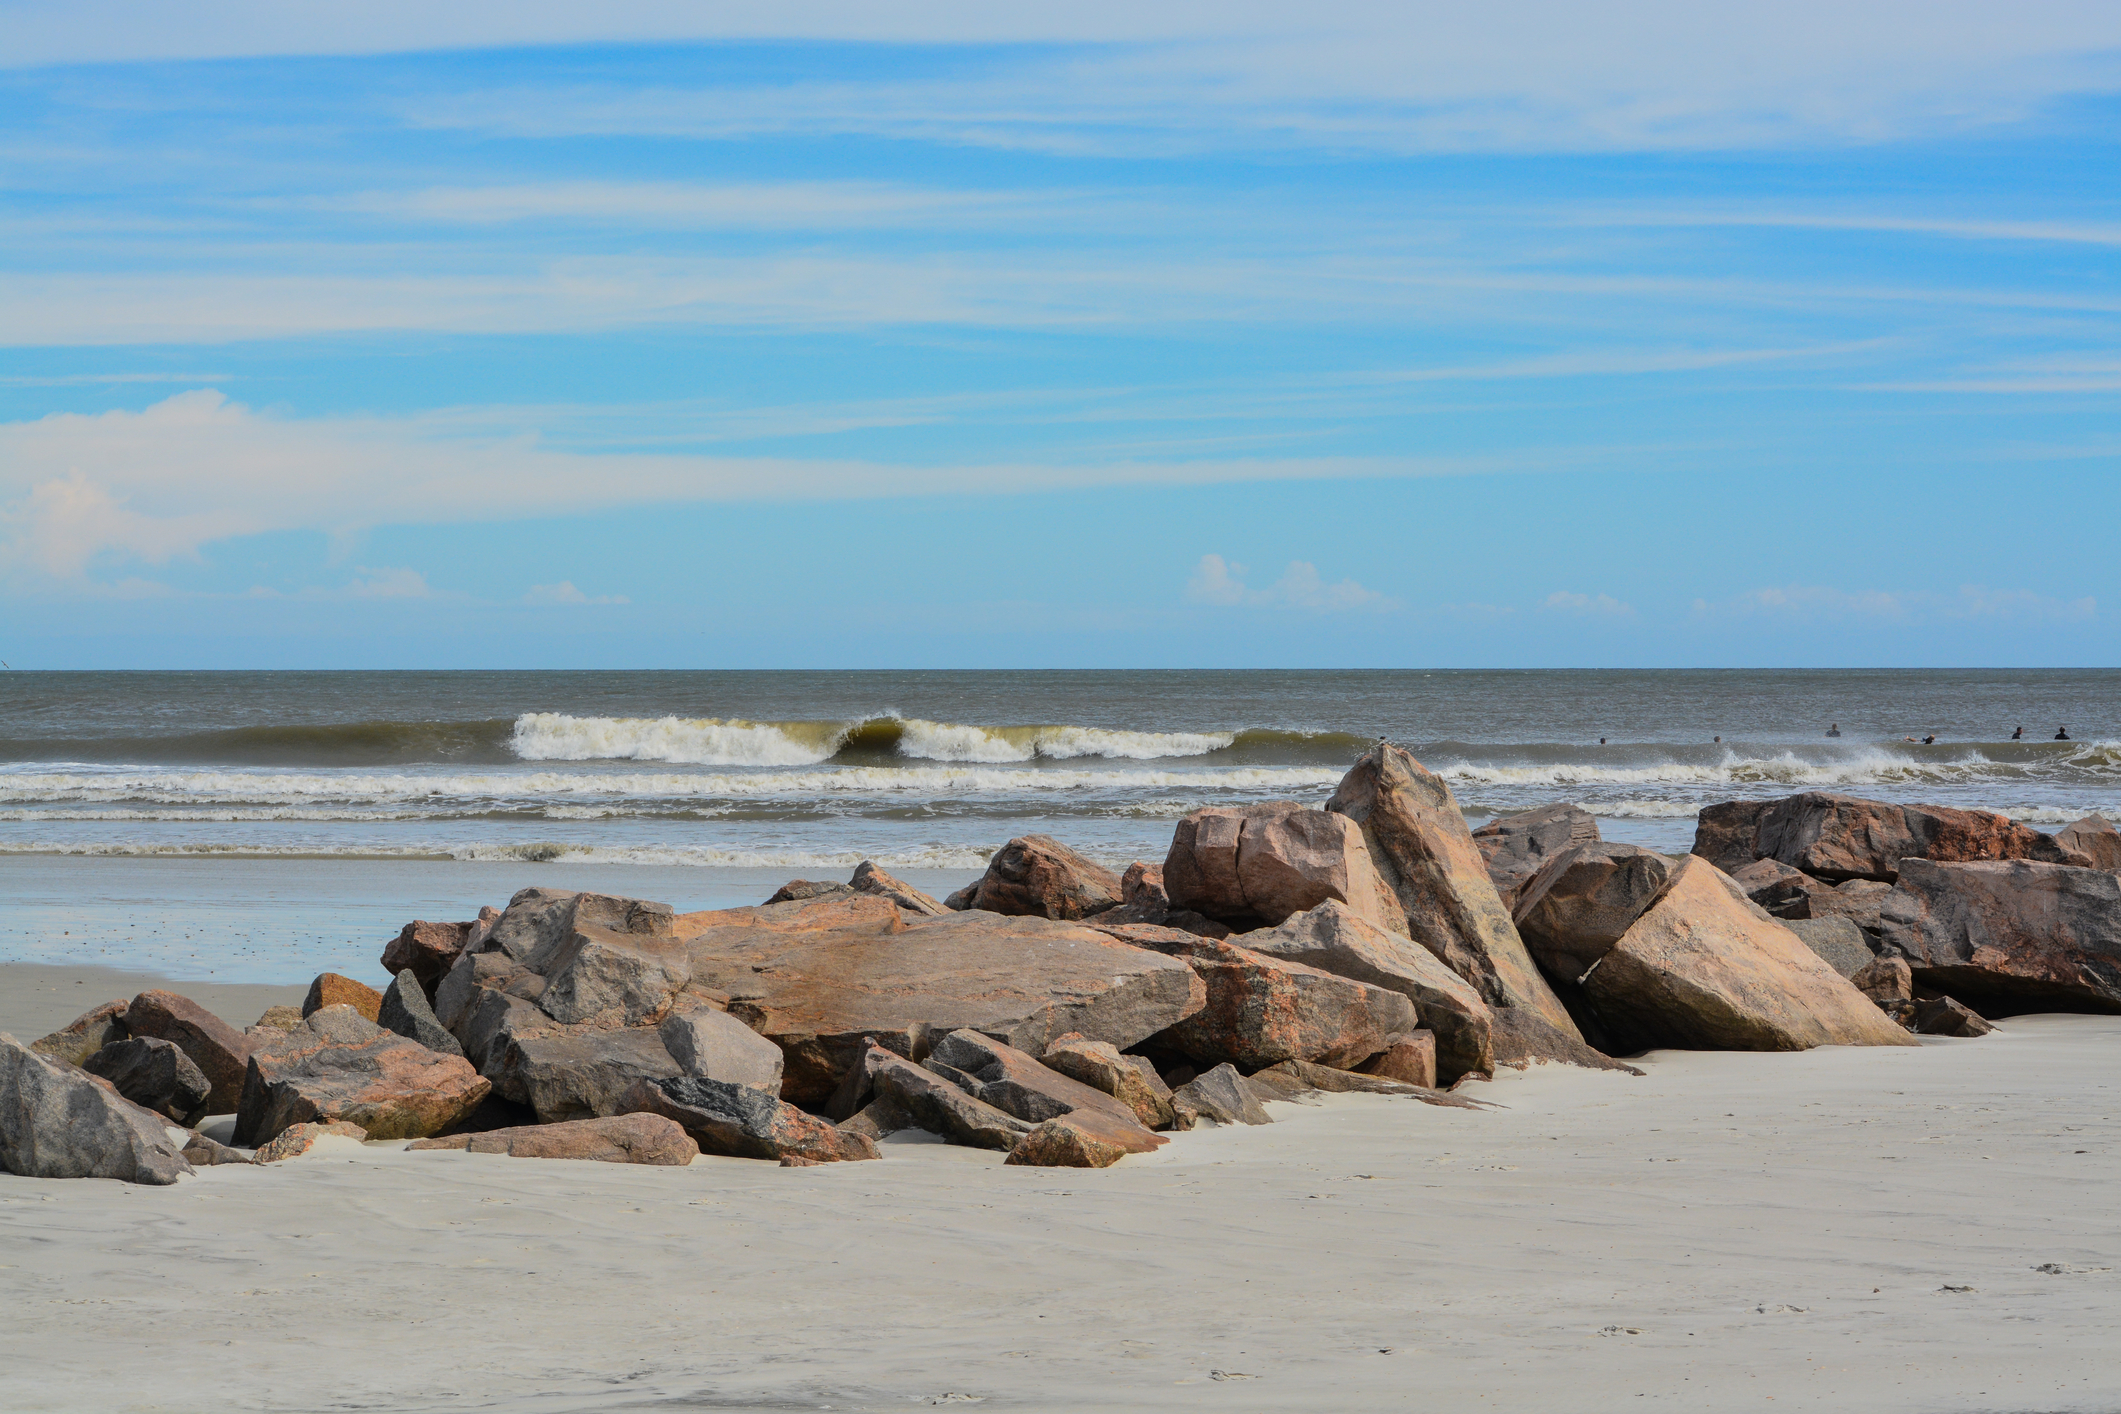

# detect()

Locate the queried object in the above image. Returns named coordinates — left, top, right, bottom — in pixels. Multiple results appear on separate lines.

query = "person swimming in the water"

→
left=1826, top=723, right=1841, bottom=737
left=2012, top=725, right=2023, bottom=740
left=2057, top=726, right=2071, bottom=740
left=1922, top=733, right=1936, bottom=745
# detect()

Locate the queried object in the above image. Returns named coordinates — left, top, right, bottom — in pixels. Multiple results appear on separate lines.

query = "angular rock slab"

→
left=925, top=1030, right=1163, bottom=1154
left=1876, top=859, right=2121, bottom=1014
left=962, top=834, right=1123, bottom=920
left=0, top=1034, right=192, bottom=1185
left=125, top=990, right=252, bottom=1114
left=495, top=1028, right=682, bottom=1124
left=83, top=1036, right=211, bottom=1124
left=1701, top=792, right=2079, bottom=883
left=236, top=1026, right=491, bottom=1146
left=1358, top=1031, right=1437, bottom=1089
left=1114, top=926, right=1415, bottom=1072
left=1005, top=1118, right=1137, bottom=1168
left=409, top=1114, right=699, bottom=1165
left=1327, top=744, right=1584, bottom=1042
left=621, top=1076, right=877, bottom=1163
left=1473, top=804, right=1602, bottom=911
left=379, top=969, right=466, bottom=1059
left=382, top=919, right=474, bottom=998
left=1584, top=856, right=1917, bottom=1051
left=697, top=909, right=1205, bottom=1108
left=1239, top=900, right=1495, bottom=1084
left=851, top=860, right=948, bottom=916
left=1040, top=1035, right=1175, bottom=1129
left=659, top=1005, right=785, bottom=1091
left=862, top=1048, right=1031, bottom=1150
left=1784, top=917, right=1875, bottom=979
left=1512, top=843, right=1676, bottom=982
left=302, top=972, right=383, bottom=1023
left=2057, top=815, right=2121, bottom=872
left=29, top=1000, right=130, bottom=1068
left=254, top=1120, right=368, bottom=1164
left=1164, top=802, right=1408, bottom=934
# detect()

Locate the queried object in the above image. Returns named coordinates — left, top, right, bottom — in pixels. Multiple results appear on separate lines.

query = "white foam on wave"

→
left=510, top=712, right=844, bottom=766
left=0, top=764, right=1339, bottom=806
left=0, top=839, right=1004, bottom=870
left=895, top=719, right=1235, bottom=763
left=1431, top=747, right=2092, bottom=790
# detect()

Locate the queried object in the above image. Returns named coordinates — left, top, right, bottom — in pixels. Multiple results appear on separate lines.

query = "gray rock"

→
left=82, top=1037, right=210, bottom=1124
left=379, top=969, right=466, bottom=1058
left=123, top=990, right=252, bottom=1114
left=865, top=1047, right=1032, bottom=1149
left=537, top=928, right=691, bottom=1027
left=764, top=879, right=855, bottom=905
left=619, top=1075, right=877, bottom=1162
left=0, top=1034, right=192, bottom=1184
left=496, top=1028, right=683, bottom=1123
left=924, top=1030, right=1163, bottom=1155
left=657, top=1005, right=784, bottom=1091
left=1912, top=996, right=1995, bottom=1037
left=485, top=888, right=677, bottom=972
left=301, top=1004, right=385, bottom=1046
left=180, top=1130, right=252, bottom=1166
left=1170, top=1062, right=1272, bottom=1127
left=2057, top=814, right=2121, bottom=871
left=1512, top=843, right=1676, bottom=981
left=1473, top=804, right=1602, bottom=910
left=1784, top=917, right=1876, bottom=979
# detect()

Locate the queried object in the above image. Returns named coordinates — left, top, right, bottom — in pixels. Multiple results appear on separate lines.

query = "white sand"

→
left=5, top=1018, right=2119, bottom=1413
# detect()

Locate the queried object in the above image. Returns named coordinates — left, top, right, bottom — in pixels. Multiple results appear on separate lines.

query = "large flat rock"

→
left=1876, top=859, right=2121, bottom=1015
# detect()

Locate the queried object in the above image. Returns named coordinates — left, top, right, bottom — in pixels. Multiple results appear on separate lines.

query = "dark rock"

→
left=1512, top=843, right=1676, bottom=983
left=962, top=834, right=1123, bottom=920
left=1326, top=743, right=1585, bottom=1043
left=1708, top=792, right=2079, bottom=883
left=408, top=1113, right=700, bottom=1165
left=658, top=1005, right=784, bottom=1091
left=1238, top=900, right=1494, bottom=1084
left=381, top=920, right=474, bottom=998
left=1473, top=804, right=1602, bottom=910
left=1911, top=996, right=1995, bottom=1037
left=621, top=1075, right=879, bottom=1163
left=29, top=1000, right=131, bottom=1068
left=1582, top=856, right=1918, bottom=1051
left=925, top=1030, right=1163, bottom=1154
left=235, top=1014, right=490, bottom=1146
left=863, top=1047, right=1031, bottom=1149
left=301, top=973, right=383, bottom=1023
left=180, top=1130, right=251, bottom=1166
left=765, top=880, right=853, bottom=905
left=850, top=860, right=948, bottom=916
left=1112, top=926, right=1416, bottom=1071
left=1876, top=859, right=2121, bottom=1014
left=82, top=1037, right=210, bottom=1124
left=494, top=1028, right=682, bottom=1124
left=686, top=906, right=1203, bottom=1108
left=125, top=990, right=252, bottom=1114
left=535, top=924, right=691, bottom=1027
left=1784, top=917, right=1876, bottom=979
left=1170, top=1063, right=1271, bottom=1127
left=1164, top=802, right=1407, bottom=934
left=1691, top=800, right=1770, bottom=873
left=1488, top=1007, right=1644, bottom=1074
left=1729, top=857, right=1815, bottom=916
left=378, top=969, right=465, bottom=1058
left=0, top=1034, right=192, bottom=1185
left=2057, top=815, right=2121, bottom=872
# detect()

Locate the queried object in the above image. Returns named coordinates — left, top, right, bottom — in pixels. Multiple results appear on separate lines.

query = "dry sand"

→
left=3, top=1016, right=2118, bottom=1412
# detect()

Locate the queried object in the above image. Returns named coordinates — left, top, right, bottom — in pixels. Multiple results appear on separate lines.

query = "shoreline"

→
left=3, top=1017, right=2115, bottom=1411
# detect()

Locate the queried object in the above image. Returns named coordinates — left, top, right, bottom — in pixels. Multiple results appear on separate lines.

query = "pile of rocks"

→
left=14, top=748, right=2104, bottom=1188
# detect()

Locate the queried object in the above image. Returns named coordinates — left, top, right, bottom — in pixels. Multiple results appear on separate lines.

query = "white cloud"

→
left=1186, top=554, right=1388, bottom=612
left=1696, top=583, right=2096, bottom=623
left=10, top=2, right=2121, bottom=153
left=346, top=566, right=431, bottom=599
left=1543, top=590, right=1634, bottom=616
left=524, top=581, right=628, bottom=606
left=0, top=390, right=1478, bottom=584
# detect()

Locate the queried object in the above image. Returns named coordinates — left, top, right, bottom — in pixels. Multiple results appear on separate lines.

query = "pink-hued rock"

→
left=1040, top=1035, right=1175, bottom=1129
left=253, top=1120, right=368, bottom=1163
left=1326, top=744, right=1584, bottom=1042
left=1005, top=1117, right=1136, bottom=1168
left=1876, top=858, right=2121, bottom=1014
left=621, top=1076, right=878, bottom=1163
left=28, top=1000, right=130, bottom=1068
left=381, top=920, right=475, bottom=997
left=1584, top=856, right=1918, bottom=1051
left=1473, top=804, right=1602, bottom=910
left=2057, top=815, right=2121, bottom=872
left=302, top=973, right=383, bottom=1024
left=408, top=1113, right=699, bottom=1165
left=1164, top=802, right=1407, bottom=934
left=1358, top=1031, right=1438, bottom=1088
left=1697, top=792, right=2080, bottom=883
left=235, top=1019, right=491, bottom=1146
left=961, top=835, right=1124, bottom=920
left=850, top=860, right=948, bottom=916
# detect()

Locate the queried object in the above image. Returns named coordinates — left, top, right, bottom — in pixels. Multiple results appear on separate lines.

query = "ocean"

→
left=3, top=669, right=2116, bottom=987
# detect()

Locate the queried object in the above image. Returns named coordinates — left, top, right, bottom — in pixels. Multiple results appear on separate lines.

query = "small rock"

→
left=962, top=835, right=1124, bottom=920
left=381, top=920, right=475, bottom=998
left=865, top=1047, right=1032, bottom=1149
left=1357, top=1031, right=1437, bottom=1089
left=253, top=1120, right=368, bottom=1164
left=82, top=1037, right=211, bottom=1124
left=2057, top=814, right=2121, bottom=871
left=1170, top=1062, right=1271, bottom=1127
left=495, top=1028, right=682, bottom=1124
left=1784, top=917, right=1876, bottom=979
left=925, top=1030, right=1163, bottom=1155
left=1005, top=1117, right=1134, bottom=1168
left=236, top=1020, right=490, bottom=1146
left=765, top=879, right=853, bottom=905
left=1040, top=1035, right=1176, bottom=1129
left=251, top=1006, right=304, bottom=1033
left=180, top=1131, right=251, bottom=1166
left=407, top=1113, right=698, bottom=1165
left=1911, top=995, right=1995, bottom=1037
left=850, top=860, right=948, bottom=916
left=620, top=1075, right=877, bottom=1163
left=301, top=973, right=383, bottom=1024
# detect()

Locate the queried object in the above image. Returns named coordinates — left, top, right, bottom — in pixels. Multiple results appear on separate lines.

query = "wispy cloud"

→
left=524, top=580, right=628, bottom=606
left=1186, top=554, right=1389, bottom=612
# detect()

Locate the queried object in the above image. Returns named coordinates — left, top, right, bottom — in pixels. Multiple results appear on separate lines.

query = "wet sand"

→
left=3, top=1017, right=2117, bottom=1412
left=0, top=962, right=303, bottom=1040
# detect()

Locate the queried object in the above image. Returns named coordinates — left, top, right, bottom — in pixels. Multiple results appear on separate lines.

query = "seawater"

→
left=2, top=669, right=2115, bottom=984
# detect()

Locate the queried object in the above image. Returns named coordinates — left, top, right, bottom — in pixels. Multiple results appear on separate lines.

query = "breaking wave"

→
left=0, top=839, right=1004, bottom=870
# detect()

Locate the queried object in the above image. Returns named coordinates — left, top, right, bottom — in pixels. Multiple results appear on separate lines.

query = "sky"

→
left=1, top=2, right=2117, bottom=669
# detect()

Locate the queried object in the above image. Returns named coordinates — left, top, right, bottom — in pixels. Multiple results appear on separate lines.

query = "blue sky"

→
left=1, top=3, right=2117, bottom=668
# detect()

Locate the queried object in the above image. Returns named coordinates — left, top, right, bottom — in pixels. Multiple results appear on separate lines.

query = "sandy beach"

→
left=4, top=1014, right=2116, bottom=1412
